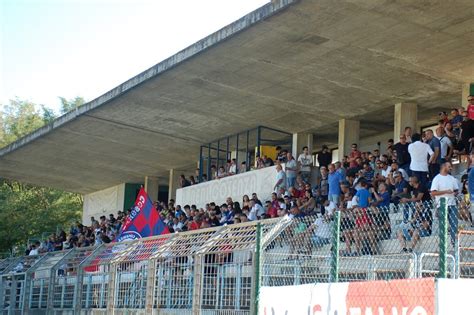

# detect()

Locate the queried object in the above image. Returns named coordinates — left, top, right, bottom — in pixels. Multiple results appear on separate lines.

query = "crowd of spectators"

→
left=24, top=96, right=474, bottom=257
left=25, top=213, right=126, bottom=256
left=167, top=98, right=474, bottom=256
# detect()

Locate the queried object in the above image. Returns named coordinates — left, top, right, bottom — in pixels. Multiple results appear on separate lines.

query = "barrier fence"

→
left=1, top=197, right=474, bottom=314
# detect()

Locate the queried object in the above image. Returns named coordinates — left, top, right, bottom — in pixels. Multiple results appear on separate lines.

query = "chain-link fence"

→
left=0, top=197, right=473, bottom=314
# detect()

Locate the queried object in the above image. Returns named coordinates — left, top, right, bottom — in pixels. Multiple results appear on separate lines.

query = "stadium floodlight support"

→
left=330, top=211, right=342, bottom=283
left=438, top=197, right=448, bottom=278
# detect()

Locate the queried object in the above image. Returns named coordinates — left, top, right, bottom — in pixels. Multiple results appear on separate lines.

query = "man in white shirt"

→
left=228, top=159, right=237, bottom=175
left=431, top=161, right=459, bottom=245
left=379, top=160, right=392, bottom=178
left=285, top=152, right=298, bottom=188
left=435, top=127, right=453, bottom=163
left=408, top=133, right=434, bottom=187
left=248, top=199, right=265, bottom=221
left=274, top=164, right=287, bottom=195
left=297, top=146, right=313, bottom=184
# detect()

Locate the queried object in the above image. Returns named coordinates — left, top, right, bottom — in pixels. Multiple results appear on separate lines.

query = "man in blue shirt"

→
left=355, top=181, right=371, bottom=207
left=328, top=163, right=344, bottom=205
left=371, top=182, right=392, bottom=240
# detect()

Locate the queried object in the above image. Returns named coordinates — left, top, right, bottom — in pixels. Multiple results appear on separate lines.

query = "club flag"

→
left=116, top=187, right=169, bottom=242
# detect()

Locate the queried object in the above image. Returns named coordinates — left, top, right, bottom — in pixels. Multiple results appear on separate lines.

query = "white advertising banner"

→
left=176, top=165, right=278, bottom=208
left=82, top=183, right=125, bottom=223
left=436, top=278, right=474, bottom=315
left=259, top=278, right=435, bottom=315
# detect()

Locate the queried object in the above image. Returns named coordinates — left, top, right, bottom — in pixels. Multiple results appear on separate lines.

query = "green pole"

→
left=254, top=223, right=263, bottom=315
left=438, top=197, right=448, bottom=278
left=330, top=211, right=341, bottom=282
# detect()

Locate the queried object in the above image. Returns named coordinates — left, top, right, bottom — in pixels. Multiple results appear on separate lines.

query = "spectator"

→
left=467, top=95, right=474, bottom=120
left=390, top=171, right=409, bottom=204
left=276, top=148, right=288, bottom=163
left=262, top=155, right=274, bottom=167
left=398, top=202, right=433, bottom=252
left=298, top=146, right=313, bottom=184
left=248, top=199, right=265, bottom=221
left=362, top=162, right=374, bottom=182
left=179, top=175, right=191, bottom=188
left=252, top=193, right=263, bottom=206
left=469, top=154, right=474, bottom=218
left=435, top=126, right=453, bottom=163
left=328, top=164, right=344, bottom=205
left=459, top=109, right=474, bottom=155
left=317, top=145, right=332, bottom=169
left=239, top=161, right=247, bottom=173
left=444, top=122, right=457, bottom=147
left=438, top=111, right=449, bottom=126
left=425, top=129, right=441, bottom=179
left=305, top=204, right=334, bottom=249
left=189, top=176, right=197, bottom=185
left=393, top=134, right=411, bottom=173
left=217, top=166, right=227, bottom=178
left=370, top=182, right=391, bottom=240
left=210, top=165, right=217, bottom=180
left=450, top=108, right=463, bottom=136
left=29, top=242, right=40, bottom=256
left=348, top=143, right=362, bottom=168
left=404, top=126, right=413, bottom=143
left=430, top=161, right=459, bottom=245
left=386, top=139, right=394, bottom=159
left=408, top=133, right=434, bottom=187
left=377, top=160, right=392, bottom=179
left=242, top=195, right=251, bottom=208
left=285, top=152, right=298, bottom=188
left=228, top=159, right=237, bottom=175
left=274, top=164, right=287, bottom=194
left=298, top=190, right=316, bottom=214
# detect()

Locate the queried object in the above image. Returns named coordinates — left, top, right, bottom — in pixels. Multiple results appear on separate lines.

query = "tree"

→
left=0, top=98, right=83, bottom=254
left=0, top=99, right=48, bottom=148
left=59, top=96, right=85, bottom=114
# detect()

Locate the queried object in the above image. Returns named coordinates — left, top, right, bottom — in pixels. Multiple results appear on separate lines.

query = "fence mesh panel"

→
left=1, top=197, right=474, bottom=313
left=51, top=247, right=96, bottom=310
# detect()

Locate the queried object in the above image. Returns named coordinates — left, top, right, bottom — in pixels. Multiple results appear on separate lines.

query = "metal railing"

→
left=0, top=198, right=472, bottom=314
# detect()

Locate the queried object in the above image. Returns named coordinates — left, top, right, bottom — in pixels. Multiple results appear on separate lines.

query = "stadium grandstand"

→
left=1, top=0, right=474, bottom=314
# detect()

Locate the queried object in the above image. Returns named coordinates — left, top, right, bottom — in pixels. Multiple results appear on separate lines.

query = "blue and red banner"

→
left=116, top=187, right=169, bottom=242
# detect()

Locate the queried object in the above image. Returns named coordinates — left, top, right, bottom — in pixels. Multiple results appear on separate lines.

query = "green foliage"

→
left=0, top=98, right=83, bottom=254
left=59, top=96, right=85, bottom=114
left=0, top=99, right=47, bottom=148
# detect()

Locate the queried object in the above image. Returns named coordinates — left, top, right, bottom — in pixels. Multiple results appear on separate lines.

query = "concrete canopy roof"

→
left=1, top=0, right=474, bottom=194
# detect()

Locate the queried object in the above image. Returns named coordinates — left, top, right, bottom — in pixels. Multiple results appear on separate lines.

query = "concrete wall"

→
left=358, top=131, right=393, bottom=154
left=83, top=183, right=125, bottom=224
left=176, top=165, right=278, bottom=208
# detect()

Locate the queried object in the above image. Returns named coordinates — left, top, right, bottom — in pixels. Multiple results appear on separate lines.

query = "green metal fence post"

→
left=438, top=197, right=448, bottom=278
left=254, top=223, right=263, bottom=315
left=330, top=211, right=341, bottom=282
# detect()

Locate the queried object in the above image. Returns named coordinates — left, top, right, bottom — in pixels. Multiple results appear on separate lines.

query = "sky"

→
left=0, top=0, right=269, bottom=113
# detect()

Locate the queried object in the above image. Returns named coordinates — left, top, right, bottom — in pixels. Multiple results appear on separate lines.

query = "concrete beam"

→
left=168, top=169, right=180, bottom=202
left=338, top=119, right=360, bottom=162
left=394, top=103, right=417, bottom=141
left=144, top=176, right=159, bottom=202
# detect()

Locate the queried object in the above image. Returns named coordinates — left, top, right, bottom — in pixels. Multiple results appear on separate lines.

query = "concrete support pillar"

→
left=338, top=119, right=359, bottom=162
left=144, top=176, right=159, bottom=202
left=168, top=169, right=180, bottom=202
left=292, top=133, right=314, bottom=157
left=462, top=83, right=474, bottom=109
left=394, top=102, right=417, bottom=140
